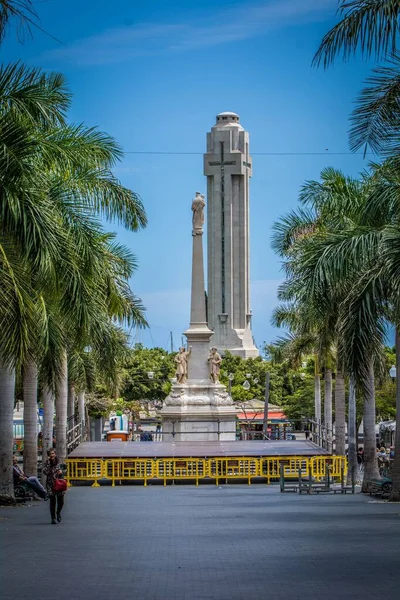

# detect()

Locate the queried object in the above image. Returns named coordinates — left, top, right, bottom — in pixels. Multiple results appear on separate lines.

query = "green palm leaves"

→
left=313, top=0, right=400, bottom=67
left=0, top=63, right=147, bottom=371
left=0, top=63, right=148, bottom=487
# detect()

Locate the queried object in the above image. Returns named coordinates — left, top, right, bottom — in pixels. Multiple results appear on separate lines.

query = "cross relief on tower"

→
left=204, top=112, right=259, bottom=358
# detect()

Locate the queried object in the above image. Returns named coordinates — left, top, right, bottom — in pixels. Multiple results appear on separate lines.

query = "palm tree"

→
left=41, top=384, right=54, bottom=482
left=314, top=2, right=399, bottom=498
left=0, top=64, right=148, bottom=498
left=0, top=357, right=15, bottom=502
left=292, top=162, right=399, bottom=496
left=272, top=169, right=366, bottom=454
left=272, top=168, right=386, bottom=484
left=271, top=306, right=323, bottom=437
left=22, top=360, right=38, bottom=477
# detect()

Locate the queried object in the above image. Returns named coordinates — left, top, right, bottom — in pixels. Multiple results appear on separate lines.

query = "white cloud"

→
left=43, top=0, right=336, bottom=66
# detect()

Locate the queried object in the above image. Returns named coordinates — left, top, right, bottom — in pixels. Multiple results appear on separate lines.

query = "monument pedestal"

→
left=161, top=382, right=237, bottom=441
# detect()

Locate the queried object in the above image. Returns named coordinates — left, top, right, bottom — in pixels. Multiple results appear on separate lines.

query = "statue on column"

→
left=175, top=346, right=192, bottom=384
left=208, top=347, right=222, bottom=383
left=192, top=192, right=205, bottom=235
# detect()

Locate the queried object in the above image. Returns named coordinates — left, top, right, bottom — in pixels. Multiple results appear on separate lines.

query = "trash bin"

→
left=106, top=430, right=129, bottom=442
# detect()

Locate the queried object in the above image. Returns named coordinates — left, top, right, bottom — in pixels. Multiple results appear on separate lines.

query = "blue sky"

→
left=3, top=0, right=376, bottom=351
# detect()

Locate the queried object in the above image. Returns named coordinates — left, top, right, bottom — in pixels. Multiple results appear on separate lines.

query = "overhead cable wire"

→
left=124, top=151, right=373, bottom=156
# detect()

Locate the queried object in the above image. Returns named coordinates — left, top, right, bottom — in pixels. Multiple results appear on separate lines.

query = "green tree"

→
left=121, top=345, right=175, bottom=404
left=272, top=167, right=387, bottom=484
left=289, top=165, right=399, bottom=496
left=313, top=3, right=399, bottom=498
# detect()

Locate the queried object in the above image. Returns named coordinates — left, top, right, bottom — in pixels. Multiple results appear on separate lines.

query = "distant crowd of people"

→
left=355, top=444, right=394, bottom=475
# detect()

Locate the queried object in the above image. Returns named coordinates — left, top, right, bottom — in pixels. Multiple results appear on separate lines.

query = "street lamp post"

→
left=263, top=372, right=270, bottom=439
left=228, top=373, right=234, bottom=395
left=389, top=365, right=397, bottom=382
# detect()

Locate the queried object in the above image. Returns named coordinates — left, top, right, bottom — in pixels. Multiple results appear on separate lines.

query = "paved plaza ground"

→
left=1, top=484, right=399, bottom=600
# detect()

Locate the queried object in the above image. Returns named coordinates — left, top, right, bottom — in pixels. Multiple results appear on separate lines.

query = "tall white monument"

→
left=204, top=112, right=258, bottom=358
left=161, top=193, right=237, bottom=441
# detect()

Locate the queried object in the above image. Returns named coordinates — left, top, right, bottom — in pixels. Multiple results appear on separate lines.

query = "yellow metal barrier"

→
left=310, top=456, right=347, bottom=480
left=66, top=459, right=104, bottom=487
left=104, top=459, right=155, bottom=486
left=208, top=457, right=260, bottom=484
left=155, top=459, right=207, bottom=486
left=66, top=455, right=347, bottom=486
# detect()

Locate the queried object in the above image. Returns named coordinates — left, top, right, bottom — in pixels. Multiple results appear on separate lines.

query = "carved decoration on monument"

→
left=174, top=346, right=192, bottom=384
left=211, top=389, right=232, bottom=406
left=207, top=347, right=222, bottom=383
left=191, top=192, right=205, bottom=236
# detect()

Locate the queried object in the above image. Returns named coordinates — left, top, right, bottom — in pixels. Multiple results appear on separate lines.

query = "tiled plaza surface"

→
left=1, top=485, right=399, bottom=600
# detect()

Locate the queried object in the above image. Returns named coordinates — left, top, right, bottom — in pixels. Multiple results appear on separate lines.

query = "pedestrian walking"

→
left=42, top=449, right=66, bottom=524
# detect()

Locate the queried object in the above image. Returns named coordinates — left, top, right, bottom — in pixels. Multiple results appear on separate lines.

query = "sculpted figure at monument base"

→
left=207, top=347, right=222, bottom=384
left=175, top=346, right=192, bottom=384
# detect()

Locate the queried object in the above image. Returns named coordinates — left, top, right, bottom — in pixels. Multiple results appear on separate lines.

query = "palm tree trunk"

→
left=334, top=370, right=346, bottom=456
left=362, top=360, right=380, bottom=492
left=347, top=376, right=357, bottom=485
left=67, top=381, right=75, bottom=421
left=78, top=391, right=85, bottom=425
left=314, top=374, right=321, bottom=443
left=389, top=327, right=400, bottom=501
left=56, top=351, right=68, bottom=464
left=0, top=361, right=16, bottom=503
left=41, top=385, right=54, bottom=483
left=324, top=368, right=333, bottom=452
left=22, top=360, right=38, bottom=477
left=314, top=355, right=321, bottom=445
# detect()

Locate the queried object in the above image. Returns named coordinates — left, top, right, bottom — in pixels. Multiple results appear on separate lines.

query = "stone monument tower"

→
left=204, top=112, right=258, bottom=358
left=161, top=193, right=237, bottom=441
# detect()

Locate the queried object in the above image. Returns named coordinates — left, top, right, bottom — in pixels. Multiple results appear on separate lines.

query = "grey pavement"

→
left=1, top=485, right=399, bottom=600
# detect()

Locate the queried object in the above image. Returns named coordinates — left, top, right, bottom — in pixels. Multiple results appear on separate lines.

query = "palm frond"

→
left=339, top=266, right=388, bottom=381
left=0, top=63, right=70, bottom=126
left=271, top=207, right=317, bottom=256
left=0, top=1, right=36, bottom=42
left=313, top=0, right=400, bottom=67
left=362, top=158, right=400, bottom=224
left=350, top=53, right=400, bottom=155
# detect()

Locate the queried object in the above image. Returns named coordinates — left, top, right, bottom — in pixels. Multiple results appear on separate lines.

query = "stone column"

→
left=189, top=227, right=207, bottom=327
left=184, top=192, right=213, bottom=381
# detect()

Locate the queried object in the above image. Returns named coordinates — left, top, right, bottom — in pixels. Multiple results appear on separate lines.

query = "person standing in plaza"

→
left=42, top=449, right=66, bottom=524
